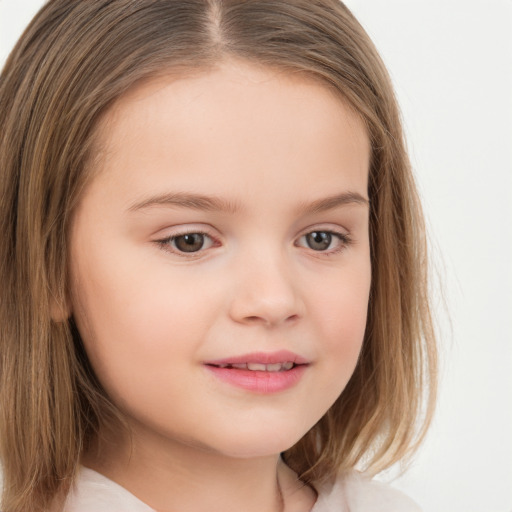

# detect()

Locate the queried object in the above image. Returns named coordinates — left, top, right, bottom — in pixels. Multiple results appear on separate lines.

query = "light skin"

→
left=69, top=59, right=371, bottom=512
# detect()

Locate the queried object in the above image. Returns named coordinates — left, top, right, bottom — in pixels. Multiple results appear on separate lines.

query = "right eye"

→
left=157, top=232, right=216, bottom=255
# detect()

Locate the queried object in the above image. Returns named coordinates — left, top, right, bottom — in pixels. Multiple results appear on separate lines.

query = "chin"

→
left=205, top=426, right=308, bottom=460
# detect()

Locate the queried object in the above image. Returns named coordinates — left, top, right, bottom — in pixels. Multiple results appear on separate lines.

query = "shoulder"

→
left=2, top=465, right=155, bottom=511
left=312, top=471, right=422, bottom=512
left=64, top=466, right=155, bottom=512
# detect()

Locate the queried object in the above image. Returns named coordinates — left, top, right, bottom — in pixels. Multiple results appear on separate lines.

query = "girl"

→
left=0, top=1, right=437, bottom=511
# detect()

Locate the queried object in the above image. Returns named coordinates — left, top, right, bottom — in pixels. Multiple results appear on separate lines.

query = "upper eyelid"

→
left=155, top=228, right=351, bottom=260
left=154, top=224, right=218, bottom=241
left=155, top=225, right=349, bottom=240
left=297, top=225, right=349, bottom=237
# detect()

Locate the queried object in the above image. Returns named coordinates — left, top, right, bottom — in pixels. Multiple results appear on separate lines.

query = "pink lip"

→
left=204, top=351, right=309, bottom=394
left=205, top=350, right=309, bottom=366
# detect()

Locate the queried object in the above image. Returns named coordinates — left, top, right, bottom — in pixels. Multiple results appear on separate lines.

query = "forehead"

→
left=88, top=59, right=370, bottom=205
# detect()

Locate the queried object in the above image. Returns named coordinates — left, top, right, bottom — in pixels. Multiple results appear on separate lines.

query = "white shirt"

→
left=64, top=466, right=422, bottom=512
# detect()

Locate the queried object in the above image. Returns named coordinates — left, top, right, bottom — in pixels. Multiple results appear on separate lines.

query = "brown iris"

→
left=174, top=234, right=206, bottom=253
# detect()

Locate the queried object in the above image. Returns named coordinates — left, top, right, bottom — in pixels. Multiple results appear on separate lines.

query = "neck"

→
left=83, top=425, right=316, bottom=512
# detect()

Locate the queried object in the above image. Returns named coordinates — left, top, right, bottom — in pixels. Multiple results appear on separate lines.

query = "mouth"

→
left=204, top=351, right=309, bottom=393
left=206, top=361, right=297, bottom=372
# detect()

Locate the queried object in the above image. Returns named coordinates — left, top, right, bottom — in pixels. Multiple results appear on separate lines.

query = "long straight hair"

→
left=0, top=1, right=437, bottom=510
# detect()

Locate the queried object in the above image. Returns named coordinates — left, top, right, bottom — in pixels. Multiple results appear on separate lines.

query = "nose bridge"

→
left=229, top=239, right=303, bottom=327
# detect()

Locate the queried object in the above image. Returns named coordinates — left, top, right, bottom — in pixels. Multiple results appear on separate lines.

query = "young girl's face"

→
left=69, top=60, right=371, bottom=460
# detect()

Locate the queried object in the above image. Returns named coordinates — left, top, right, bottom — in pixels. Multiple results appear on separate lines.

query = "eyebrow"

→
left=128, top=192, right=242, bottom=214
left=127, top=190, right=369, bottom=215
left=296, top=191, right=369, bottom=215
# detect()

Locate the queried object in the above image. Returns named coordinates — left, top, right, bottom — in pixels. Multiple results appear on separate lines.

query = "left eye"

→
left=297, top=231, right=348, bottom=252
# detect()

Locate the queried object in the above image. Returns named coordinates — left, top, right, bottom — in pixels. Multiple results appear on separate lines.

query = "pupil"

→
left=175, top=234, right=204, bottom=252
left=307, top=232, right=331, bottom=251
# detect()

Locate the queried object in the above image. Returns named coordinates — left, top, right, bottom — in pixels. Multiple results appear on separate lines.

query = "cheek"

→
left=74, top=239, right=209, bottom=336
left=72, top=281, right=196, bottom=421
left=70, top=247, right=219, bottom=398
left=309, top=260, right=371, bottom=370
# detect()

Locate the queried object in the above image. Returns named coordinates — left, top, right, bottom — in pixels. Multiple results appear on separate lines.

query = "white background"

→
left=1, top=1, right=511, bottom=511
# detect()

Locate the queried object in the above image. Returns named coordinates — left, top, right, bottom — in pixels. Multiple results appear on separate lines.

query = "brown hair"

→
left=0, top=1, right=437, bottom=510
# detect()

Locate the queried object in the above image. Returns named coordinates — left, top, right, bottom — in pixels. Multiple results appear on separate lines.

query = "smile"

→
left=209, top=362, right=295, bottom=372
left=204, top=351, right=309, bottom=393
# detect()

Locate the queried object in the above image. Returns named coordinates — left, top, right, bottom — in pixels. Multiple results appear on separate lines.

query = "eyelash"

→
left=155, top=230, right=217, bottom=258
left=155, top=229, right=352, bottom=258
left=295, top=230, right=352, bottom=255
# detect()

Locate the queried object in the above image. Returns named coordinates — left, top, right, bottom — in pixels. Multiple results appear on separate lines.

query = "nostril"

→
left=243, top=313, right=299, bottom=326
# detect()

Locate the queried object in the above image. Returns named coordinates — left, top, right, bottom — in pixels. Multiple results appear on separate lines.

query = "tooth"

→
left=282, top=362, right=294, bottom=370
left=247, top=363, right=266, bottom=371
left=231, top=363, right=248, bottom=369
left=217, top=363, right=229, bottom=368
left=266, top=363, right=282, bottom=372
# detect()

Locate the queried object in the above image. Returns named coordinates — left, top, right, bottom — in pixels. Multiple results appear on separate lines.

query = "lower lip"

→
left=205, top=365, right=307, bottom=393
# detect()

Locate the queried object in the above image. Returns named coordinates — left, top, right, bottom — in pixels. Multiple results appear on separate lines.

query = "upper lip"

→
left=205, top=350, right=309, bottom=366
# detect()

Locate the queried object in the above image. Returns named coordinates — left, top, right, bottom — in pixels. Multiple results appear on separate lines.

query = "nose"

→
left=228, top=249, right=304, bottom=328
